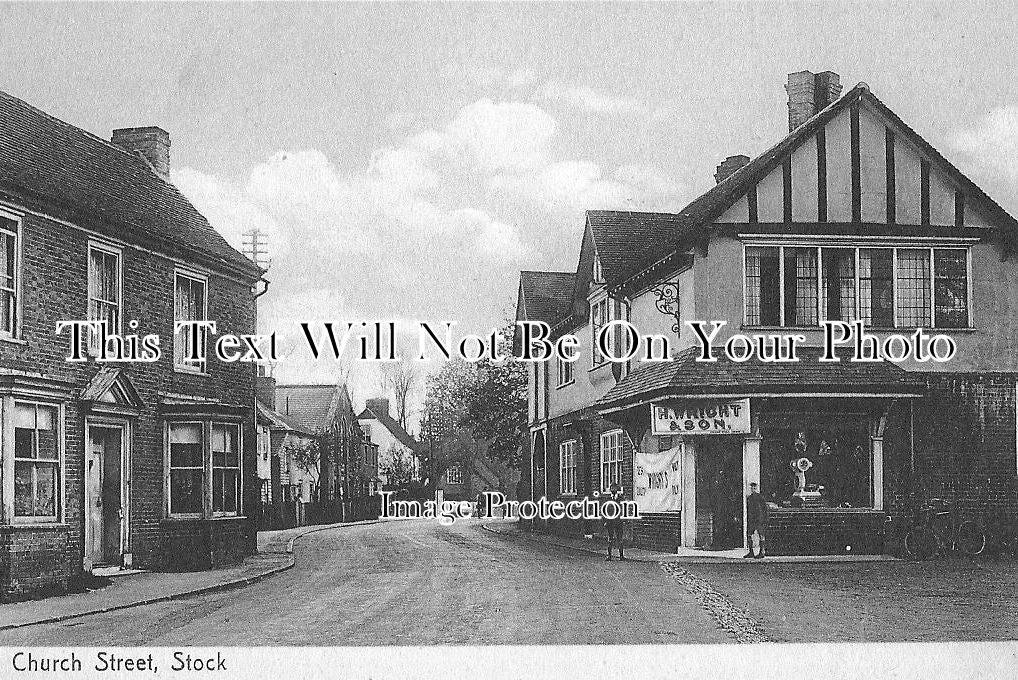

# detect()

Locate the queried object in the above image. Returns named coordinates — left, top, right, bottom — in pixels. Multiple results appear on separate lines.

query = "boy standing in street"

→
left=745, top=482, right=768, bottom=559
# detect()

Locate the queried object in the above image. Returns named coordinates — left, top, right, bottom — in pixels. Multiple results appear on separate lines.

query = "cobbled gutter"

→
left=659, top=562, right=770, bottom=643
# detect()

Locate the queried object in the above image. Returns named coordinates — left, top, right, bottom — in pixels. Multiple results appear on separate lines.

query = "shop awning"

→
left=597, top=346, right=925, bottom=414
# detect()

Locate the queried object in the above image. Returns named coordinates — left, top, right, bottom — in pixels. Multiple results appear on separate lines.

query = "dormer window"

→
left=592, top=254, right=605, bottom=285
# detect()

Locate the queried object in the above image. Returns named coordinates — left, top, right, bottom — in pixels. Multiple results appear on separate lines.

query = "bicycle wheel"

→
left=904, top=526, right=937, bottom=561
left=956, top=521, right=986, bottom=556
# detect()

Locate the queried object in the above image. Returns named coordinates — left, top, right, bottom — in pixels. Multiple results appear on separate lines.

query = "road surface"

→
left=0, top=519, right=727, bottom=645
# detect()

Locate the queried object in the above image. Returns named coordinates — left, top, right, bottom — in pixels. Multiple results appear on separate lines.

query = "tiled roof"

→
left=356, top=406, right=418, bottom=452
left=256, top=400, right=314, bottom=437
left=276, top=384, right=344, bottom=434
left=0, top=90, right=261, bottom=280
left=519, top=270, right=574, bottom=324
left=586, top=211, right=697, bottom=287
left=596, top=346, right=924, bottom=412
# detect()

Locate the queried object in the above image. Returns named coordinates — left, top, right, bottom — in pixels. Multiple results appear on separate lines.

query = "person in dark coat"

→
left=603, top=482, right=626, bottom=561
left=745, top=482, right=768, bottom=559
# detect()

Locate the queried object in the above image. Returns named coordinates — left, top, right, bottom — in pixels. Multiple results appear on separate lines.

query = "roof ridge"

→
left=0, top=89, right=157, bottom=170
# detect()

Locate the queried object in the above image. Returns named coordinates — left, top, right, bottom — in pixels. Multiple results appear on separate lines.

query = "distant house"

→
left=0, top=90, right=263, bottom=599
left=357, top=398, right=418, bottom=488
left=433, top=430, right=519, bottom=504
left=275, top=383, right=376, bottom=520
left=255, top=375, right=318, bottom=528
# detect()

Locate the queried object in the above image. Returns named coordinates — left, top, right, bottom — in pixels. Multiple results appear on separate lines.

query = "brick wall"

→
left=631, top=512, right=682, bottom=553
left=0, top=526, right=72, bottom=601
left=158, top=518, right=249, bottom=572
left=0, top=209, right=258, bottom=594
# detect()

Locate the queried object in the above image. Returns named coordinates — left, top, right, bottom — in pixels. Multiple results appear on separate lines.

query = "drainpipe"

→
left=251, top=277, right=270, bottom=545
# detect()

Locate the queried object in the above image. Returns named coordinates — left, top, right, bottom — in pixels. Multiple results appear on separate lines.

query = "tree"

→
left=380, top=444, right=419, bottom=490
left=418, top=321, right=527, bottom=471
left=285, top=437, right=321, bottom=501
left=378, top=356, right=419, bottom=433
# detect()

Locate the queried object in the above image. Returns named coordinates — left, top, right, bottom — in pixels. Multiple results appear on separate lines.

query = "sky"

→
left=3, top=1, right=1018, bottom=416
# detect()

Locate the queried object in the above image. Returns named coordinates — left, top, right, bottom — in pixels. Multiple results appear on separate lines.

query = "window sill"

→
left=0, top=335, right=27, bottom=346
left=555, top=380, right=575, bottom=390
left=174, top=365, right=208, bottom=376
left=588, top=362, right=612, bottom=373
left=5, top=521, right=68, bottom=529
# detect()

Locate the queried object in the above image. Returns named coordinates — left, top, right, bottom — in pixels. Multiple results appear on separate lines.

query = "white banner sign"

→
left=651, top=398, right=751, bottom=436
left=634, top=444, right=683, bottom=513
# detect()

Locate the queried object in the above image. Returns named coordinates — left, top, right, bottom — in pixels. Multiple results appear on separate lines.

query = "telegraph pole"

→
left=242, top=228, right=271, bottom=270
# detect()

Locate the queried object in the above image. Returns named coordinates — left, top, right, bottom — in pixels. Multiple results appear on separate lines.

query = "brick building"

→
left=515, top=71, right=1018, bottom=556
left=0, top=90, right=264, bottom=599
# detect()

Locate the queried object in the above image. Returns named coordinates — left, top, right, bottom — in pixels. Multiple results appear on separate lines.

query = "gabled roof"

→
left=597, top=346, right=924, bottom=412
left=586, top=210, right=697, bottom=288
left=0, top=90, right=261, bottom=281
left=79, top=366, right=145, bottom=412
left=610, top=83, right=1018, bottom=288
left=276, top=384, right=349, bottom=434
left=256, top=400, right=314, bottom=437
left=356, top=406, right=417, bottom=451
left=518, top=270, right=574, bottom=324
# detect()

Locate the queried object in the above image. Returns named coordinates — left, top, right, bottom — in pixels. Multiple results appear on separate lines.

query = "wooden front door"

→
left=86, top=426, right=124, bottom=568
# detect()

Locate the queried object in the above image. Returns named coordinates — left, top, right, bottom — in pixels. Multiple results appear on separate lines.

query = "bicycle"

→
left=902, top=497, right=986, bottom=560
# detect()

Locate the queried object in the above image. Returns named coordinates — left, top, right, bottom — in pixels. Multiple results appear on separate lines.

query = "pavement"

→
left=0, top=519, right=380, bottom=631
left=483, top=520, right=898, bottom=563
left=0, top=517, right=731, bottom=645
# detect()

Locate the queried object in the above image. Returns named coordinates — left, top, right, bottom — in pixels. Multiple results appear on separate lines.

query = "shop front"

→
left=598, top=347, right=924, bottom=555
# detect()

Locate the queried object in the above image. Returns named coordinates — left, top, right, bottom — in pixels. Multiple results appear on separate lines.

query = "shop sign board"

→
left=651, top=398, right=751, bottom=436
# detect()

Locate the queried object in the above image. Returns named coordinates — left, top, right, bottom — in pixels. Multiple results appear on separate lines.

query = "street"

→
left=0, top=520, right=728, bottom=646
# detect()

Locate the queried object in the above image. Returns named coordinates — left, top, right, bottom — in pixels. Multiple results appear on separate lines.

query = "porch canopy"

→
left=597, top=346, right=925, bottom=418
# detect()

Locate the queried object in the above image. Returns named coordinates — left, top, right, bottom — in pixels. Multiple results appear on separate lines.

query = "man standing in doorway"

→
left=745, top=482, right=768, bottom=559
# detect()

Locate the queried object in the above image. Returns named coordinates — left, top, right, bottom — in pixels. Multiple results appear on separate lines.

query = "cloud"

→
left=950, top=106, right=1018, bottom=183
left=537, top=82, right=649, bottom=117
left=174, top=97, right=678, bottom=388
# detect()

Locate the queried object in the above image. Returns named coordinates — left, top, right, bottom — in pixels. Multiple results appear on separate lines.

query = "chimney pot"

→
left=714, top=155, right=751, bottom=184
left=785, top=70, right=843, bottom=131
left=112, top=126, right=171, bottom=177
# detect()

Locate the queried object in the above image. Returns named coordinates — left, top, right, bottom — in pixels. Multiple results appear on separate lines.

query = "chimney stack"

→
left=714, top=155, right=750, bottom=184
left=785, top=71, right=843, bottom=131
left=112, top=126, right=171, bottom=177
left=256, top=375, right=277, bottom=411
left=366, top=398, right=390, bottom=417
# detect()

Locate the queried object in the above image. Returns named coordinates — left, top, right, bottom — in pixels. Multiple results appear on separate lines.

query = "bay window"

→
left=13, top=402, right=59, bottom=521
left=745, top=245, right=970, bottom=329
left=167, top=420, right=243, bottom=518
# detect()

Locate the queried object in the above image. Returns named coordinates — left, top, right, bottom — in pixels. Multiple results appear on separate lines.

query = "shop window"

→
left=174, top=271, right=208, bottom=372
left=13, top=402, right=59, bottom=520
left=168, top=423, right=203, bottom=515
left=759, top=413, right=871, bottom=509
left=559, top=440, right=576, bottom=495
left=212, top=423, right=241, bottom=515
left=600, top=429, right=624, bottom=491
left=168, top=420, right=243, bottom=518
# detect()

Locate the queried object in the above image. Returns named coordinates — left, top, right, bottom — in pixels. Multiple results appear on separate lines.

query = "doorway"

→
left=695, top=437, right=744, bottom=549
left=85, top=425, right=126, bottom=569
